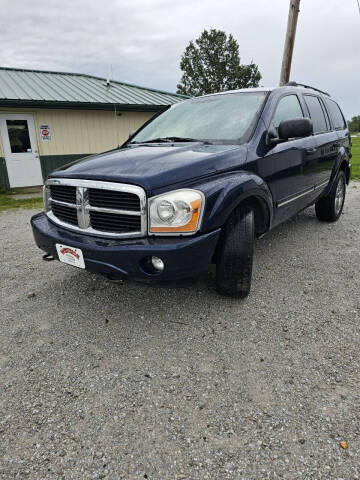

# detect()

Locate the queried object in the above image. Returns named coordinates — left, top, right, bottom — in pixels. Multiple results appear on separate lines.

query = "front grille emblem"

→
left=76, top=187, right=90, bottom=229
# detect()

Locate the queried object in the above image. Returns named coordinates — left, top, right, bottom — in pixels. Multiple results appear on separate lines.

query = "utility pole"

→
left=279, top=0, right=301, bottom=86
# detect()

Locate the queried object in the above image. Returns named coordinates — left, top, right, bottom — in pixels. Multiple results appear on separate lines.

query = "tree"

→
left=348, top=115, right=360, bottom=133
left=177, top=29, right=262, bottom=97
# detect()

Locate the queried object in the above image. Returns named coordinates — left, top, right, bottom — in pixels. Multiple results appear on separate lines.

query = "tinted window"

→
left=319, top=98, right=331, bottom=130
left=6, top=120, right=31, bottom=153
left=132, top=92, right=267, bottom=143
left=272, top=95, right=303, bottom=130
left=304, top=96, right=327, bottom=134
left=325, top=99, right=346, bottom=130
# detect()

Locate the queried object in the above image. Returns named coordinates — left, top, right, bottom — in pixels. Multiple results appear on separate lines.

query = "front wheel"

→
left=216, top=206, right=254, bottom=298
left=315, top=170, right=346, bottom=222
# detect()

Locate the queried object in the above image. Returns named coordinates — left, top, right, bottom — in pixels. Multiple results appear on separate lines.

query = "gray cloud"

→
left=0, top=0, right=359, bottom=118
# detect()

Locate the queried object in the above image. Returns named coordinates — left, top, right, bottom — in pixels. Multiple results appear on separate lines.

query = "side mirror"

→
left=278, top=117, right=313, bottom=140
left=267, top=117, right=313, bottom=147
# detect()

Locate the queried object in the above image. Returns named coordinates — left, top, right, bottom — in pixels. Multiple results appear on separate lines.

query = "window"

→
left=304, top=96, right=328, bottom=134
left=6, top=120, right=31, bottom=153
left=272, top=95, right=304, bottom=130
left=325, top=99, right=346, bottom=130
left=131, top=92, right=267, bottom=143
left=319, top=98, right=331, bottom=130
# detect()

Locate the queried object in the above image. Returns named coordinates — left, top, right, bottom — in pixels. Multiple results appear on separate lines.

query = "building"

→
left=0, top=67, right=186, bottom=189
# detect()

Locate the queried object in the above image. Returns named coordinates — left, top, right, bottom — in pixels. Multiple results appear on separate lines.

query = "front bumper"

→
left=31, top=213, right=221, bottom=281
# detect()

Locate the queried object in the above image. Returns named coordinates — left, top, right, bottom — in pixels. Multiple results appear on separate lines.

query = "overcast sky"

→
left=0, top=0, right=359, bottom=118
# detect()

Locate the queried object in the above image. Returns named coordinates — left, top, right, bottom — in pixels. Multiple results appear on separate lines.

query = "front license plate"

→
left=56, top=244, right=85, bottom=269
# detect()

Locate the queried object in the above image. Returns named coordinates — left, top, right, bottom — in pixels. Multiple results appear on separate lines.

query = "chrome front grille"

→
left=89, top=210, right=141, bottom=233
left=45, top=179, right=146, bottom=238
left=50, top=185, right=76, bottom=204
left=88, top=188, right=140, bottom=211
left=51, top=202, right=78, bottom=226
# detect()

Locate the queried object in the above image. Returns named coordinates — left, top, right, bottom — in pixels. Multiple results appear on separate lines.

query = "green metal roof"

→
left=0, top=67, right=186, bottom=111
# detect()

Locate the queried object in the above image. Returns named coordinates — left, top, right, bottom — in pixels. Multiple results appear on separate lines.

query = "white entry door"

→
left=0, top=114, right=43, bottom=188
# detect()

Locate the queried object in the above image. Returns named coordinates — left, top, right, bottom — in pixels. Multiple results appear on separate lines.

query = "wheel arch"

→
left=339, top=158, right=350, bottom=184
left=236, top=195, right=270, bottom=236
left=330, top=147, right=351, bottom=187
left=198, top=171, right=274, bottom=236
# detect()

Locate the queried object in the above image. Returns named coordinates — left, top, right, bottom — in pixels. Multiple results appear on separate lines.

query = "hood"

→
left=51, top=142, right=247, bottom=192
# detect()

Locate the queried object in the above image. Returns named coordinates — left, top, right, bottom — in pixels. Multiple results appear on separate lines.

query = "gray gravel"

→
left=1, top=183, right=360, bottom=479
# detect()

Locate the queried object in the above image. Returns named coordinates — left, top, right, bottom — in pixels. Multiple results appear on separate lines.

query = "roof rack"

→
left=285, top=81, right=330, bottom=97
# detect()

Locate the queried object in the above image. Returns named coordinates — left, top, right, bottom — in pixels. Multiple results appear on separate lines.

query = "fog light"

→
left=151, top=256, right=164, bottom=272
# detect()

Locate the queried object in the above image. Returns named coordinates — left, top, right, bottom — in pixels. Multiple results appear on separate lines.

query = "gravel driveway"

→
left=1, top=184, right=360, bottom=479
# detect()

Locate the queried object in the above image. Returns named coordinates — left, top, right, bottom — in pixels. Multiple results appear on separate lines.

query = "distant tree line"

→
left=348, top=116, right=360, bottom=133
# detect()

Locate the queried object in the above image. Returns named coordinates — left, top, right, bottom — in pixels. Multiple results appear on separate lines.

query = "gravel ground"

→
left=1, top=184, right=360, bottom=480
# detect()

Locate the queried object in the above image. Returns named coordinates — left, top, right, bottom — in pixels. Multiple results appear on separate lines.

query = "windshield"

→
left=131, top=92, right=267, bottom=144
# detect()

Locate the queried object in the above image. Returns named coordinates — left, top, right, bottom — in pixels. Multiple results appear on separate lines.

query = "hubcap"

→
left=335, top=179, right=345, bottom=216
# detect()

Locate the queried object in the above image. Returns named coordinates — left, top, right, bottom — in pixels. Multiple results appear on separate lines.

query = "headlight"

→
left=148, top=189, right=204, bottom=235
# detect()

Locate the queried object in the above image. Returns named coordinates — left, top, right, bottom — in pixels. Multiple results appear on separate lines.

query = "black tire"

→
left=315, top=170, right=346, bottom=222
left=216, top=206, right=254, bottom=298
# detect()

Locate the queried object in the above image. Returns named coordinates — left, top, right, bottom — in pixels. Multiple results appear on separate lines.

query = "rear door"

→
left=303, top=95, right=338, bottom=189
left=324, top=98, right=350, bottom=165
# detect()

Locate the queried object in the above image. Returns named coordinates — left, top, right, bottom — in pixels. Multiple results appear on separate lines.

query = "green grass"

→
left=351, top=136, right=360, bottom=180
left=0, top=194, right=43, bottom=212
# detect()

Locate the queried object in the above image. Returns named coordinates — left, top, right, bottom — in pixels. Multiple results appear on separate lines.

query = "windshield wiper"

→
left=130, top=136, right=210, bottom=144
left=162, top=136, right=202, bottom=143
left=130, top=137, right=171, bottom=144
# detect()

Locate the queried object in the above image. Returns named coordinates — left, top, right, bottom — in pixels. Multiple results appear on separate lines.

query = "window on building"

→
left=6, top=120, right=31, bottom=153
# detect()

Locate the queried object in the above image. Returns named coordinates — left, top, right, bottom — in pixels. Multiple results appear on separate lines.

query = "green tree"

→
left=348, top=115, right=360, bottom=133
left=177, top=29, right=262, bottom=96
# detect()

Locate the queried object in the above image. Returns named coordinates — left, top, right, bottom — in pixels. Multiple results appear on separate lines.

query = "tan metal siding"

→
left=34, top=109, right=153, bottom=155
left=0, top=107, right=153, bottom=155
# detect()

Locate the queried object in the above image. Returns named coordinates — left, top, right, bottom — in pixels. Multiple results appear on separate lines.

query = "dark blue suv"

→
left=31, top=82, right=351, bottom=297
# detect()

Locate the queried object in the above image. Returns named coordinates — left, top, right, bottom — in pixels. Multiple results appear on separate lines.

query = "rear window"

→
left=304, top=95, right=328, bottom=134
left=325, top=99, right=346, bottom=130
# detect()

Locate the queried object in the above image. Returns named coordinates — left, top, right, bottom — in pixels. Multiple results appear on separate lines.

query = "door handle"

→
left=306, top=147, right=317, bottom=154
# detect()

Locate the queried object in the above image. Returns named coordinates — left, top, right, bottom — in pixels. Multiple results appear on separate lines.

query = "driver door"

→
left=259, top=94, right=318, bottom=224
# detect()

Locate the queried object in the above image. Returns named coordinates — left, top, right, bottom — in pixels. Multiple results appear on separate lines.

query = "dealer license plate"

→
left=56, top=244, right=85, bottom=269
